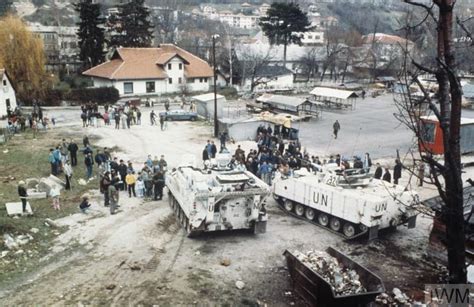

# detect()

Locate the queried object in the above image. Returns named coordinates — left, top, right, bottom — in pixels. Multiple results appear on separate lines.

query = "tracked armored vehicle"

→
left=166, top=155, right=270, bottom=236
left=273, top=168, right=419, bottom=239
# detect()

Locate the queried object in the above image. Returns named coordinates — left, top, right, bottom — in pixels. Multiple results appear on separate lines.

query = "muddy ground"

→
left=0, top=103, right=444, bottom=305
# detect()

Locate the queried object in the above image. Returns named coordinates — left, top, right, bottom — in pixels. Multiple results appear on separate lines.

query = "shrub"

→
left=66, top=87, right=120, bottom=105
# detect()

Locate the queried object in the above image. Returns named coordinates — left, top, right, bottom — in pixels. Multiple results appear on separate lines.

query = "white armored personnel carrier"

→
left=166, top=156, right=270, bottom=236
left=273, top=168, right=419, bottom=239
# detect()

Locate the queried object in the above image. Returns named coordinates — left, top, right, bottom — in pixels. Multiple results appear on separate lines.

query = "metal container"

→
left=283, top=247, right=385, bottom=307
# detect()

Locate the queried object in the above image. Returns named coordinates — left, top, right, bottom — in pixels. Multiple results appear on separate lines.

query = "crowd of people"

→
left=80, top=102, right=145, bottom=129
left=201, top=123, right=406, bottom=187
left=6, top=102, right=53, bottom=137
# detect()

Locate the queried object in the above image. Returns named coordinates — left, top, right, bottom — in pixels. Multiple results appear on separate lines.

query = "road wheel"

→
left=191, top=117, right=196, bottom=121
left=295, top=204, right=305, bottom=216
left=359, top=224, right=368, bottom=232
left=343, top=223, right=356, bottom=238
left=283, top=199, right=293, bottom=212
left=330, top=217, right=341, bottom=232
left=305, top=208, right=315, bottom=221
left=318, top=213, right=329, bottom=227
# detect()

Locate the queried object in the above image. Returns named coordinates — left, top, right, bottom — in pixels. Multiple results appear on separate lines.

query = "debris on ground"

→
left=294, top=250, right=367, bottom=295
left=235, top=280, right=245, bottom=290
left=105, top=284, right=116, bottom=290
left=30, top=228, right=40, bottom=234
left=129, top=262, right=142, bottom=271
left=78, top=179, right=87, bottom=186
left=44, top=218, right=60, bottom=228
left=220, top=258, right=231, bottom=266
left=375, top=288, right=413, bottom=305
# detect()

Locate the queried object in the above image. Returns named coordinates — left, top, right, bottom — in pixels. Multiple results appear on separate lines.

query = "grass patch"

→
left=0, top=129, right=100, bottom=286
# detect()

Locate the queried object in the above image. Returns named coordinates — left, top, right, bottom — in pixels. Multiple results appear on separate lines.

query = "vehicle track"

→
left=275, top=200, right=368, bottom=240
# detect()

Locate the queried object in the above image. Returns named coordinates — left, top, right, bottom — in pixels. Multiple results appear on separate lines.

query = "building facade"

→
left=0, top=69, right=17, bottom=118
left=83, top=45, right=214, bottom=97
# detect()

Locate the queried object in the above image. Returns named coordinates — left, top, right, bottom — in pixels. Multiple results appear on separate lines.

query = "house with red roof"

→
left=82, top=44, right=214, bottom=97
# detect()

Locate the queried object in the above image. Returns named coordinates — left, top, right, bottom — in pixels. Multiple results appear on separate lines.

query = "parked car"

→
left=159, top=109, right=198, bottom=121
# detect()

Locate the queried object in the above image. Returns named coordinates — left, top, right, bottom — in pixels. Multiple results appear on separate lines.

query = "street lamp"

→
left=212, top=34, right=220, bottom=138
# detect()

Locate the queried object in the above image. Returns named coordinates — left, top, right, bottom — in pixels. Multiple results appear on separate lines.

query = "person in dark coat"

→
left=68, top=139, right=79, bottom=166
left=153, top=171, right=165, bottom=200
left=202, top=147, right=209, bottom=162
left=100, top=172, right=111, bottom=207
left=18, top=181, right=28, bottom=213
left=393, top=159, right=402, bottom=185
left=118, top=160, right=128, bottom=191
left=210, top=141, right=217, bottom=158
left=374, top=163, right=383, bottom=179
left=83, top=135, right=90, bottom=148
left=382, top=168, right=391, bottom=183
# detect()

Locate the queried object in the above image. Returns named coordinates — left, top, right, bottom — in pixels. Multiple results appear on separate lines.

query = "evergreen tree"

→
left=0, top=0, right=13, bottom=16
left=110, top=0, right=154, bottom=48
left=74, top=0, right=105, bottom=69
left=259, top=2, right=310, bottom=65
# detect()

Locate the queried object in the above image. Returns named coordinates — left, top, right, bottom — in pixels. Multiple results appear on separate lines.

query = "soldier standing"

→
left=333, top=120, right=341, bottom=139
left=153, top=171, right=165, bottom=200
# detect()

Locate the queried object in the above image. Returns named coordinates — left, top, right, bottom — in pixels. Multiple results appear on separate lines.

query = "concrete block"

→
left=26, top=189, right=47, bottom=199
left=25, top=178, right=40, bottom=189
left=48, top=175, right=65, bottom=187
left=38, top=178, right=62, bottom=196
left=5, top=202, right=33, bottom=216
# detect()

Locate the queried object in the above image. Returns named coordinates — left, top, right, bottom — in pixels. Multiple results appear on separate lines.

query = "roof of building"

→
left=83, top=44, right=213, bottom=80
left=362, top=33, right=413, bottom=46
left=257, top=94, right=307, bottom=107
left=310, top=87, right=358, bottom=100
left=255, top=65, right=294, bottom=77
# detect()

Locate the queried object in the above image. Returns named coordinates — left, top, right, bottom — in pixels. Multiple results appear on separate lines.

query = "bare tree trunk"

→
left=439, top=0, right=466, bottom=284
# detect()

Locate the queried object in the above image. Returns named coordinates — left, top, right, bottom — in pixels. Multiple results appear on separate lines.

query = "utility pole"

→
left=212, top=34, right=220, bottom=137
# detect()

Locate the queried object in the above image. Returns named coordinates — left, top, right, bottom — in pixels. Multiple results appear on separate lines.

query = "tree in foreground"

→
left=109, top=0, right=154, bottom=48
left=74, top=0, right=106, bottom=69
left=396, top=0, right=470, bottom=283
left=259, top=2, right=310, bottom=65
left=0, top=15, right=49, bottom=103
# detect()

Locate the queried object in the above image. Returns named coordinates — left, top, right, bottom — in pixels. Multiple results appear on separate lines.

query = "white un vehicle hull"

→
left=167, top=166, right=270, bottom=236
left=273, top=171, right=419, bottom=239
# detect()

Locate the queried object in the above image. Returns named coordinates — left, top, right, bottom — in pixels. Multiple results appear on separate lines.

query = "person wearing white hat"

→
left=18, top=181, right=28, bottom=214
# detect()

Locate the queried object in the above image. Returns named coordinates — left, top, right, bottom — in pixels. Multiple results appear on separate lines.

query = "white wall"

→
left=0, top=73, right=17, bottom=117
left=243, top=73, right=295, bottom=91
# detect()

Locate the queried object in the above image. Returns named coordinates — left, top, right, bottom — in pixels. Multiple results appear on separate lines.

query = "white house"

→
left=83, top=45, right=214, bottom=97
left=0, top=69, right=17, bottom=118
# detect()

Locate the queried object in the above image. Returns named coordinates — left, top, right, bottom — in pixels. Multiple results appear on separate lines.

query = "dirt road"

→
left=0, top=116, right=438, bottom=305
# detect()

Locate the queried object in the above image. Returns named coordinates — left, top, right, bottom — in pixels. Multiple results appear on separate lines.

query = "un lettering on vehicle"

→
left=375, top=202, right=387, bottom=212
left=312, top=190, right=329, bottom=207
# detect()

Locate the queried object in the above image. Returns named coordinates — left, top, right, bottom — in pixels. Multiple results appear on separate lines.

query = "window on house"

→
left=168, top=63, right=172, bottom=70
left=124, top=82, right=133, bottom=94
left=2, top=79, right=6, bottom=86
left=178, top=77, right=182, bottom=84
left=199, top=78, right=203, bottom=83
left=189, top=78, right=195, bottom=83
left=179, top=63, right=183, bottom=70
left=308, top=35, right=313, bottom=39
left=6, top=99, right=10, bottom=108
left=204, top=78, right=208, bottom=82
left=315, top=35, right=320, bottom=40
left=168, top=78, right=173, bottom=84
left=146, top=81, right=155, bottom=93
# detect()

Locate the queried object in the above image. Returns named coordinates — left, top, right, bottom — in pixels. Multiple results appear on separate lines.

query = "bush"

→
left=42, top=89, right=64, bottom=106
left=66, top=87, right=120, bottom=105
left=218, top=86, right=238, bottom=99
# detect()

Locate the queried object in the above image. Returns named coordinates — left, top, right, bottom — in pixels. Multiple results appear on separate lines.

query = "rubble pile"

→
left=294, top=250, right=367, bottom=295
left=375, top=288, right=413, bottom=306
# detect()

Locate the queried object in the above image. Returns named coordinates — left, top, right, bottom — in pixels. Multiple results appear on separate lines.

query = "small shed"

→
left=309, top=87, right=358, bottom=110
left=256, top=94, right=321, bottom=118
left=192, top=93, right=226, bottom=120
left=419, top=115, right=474, bottom=155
